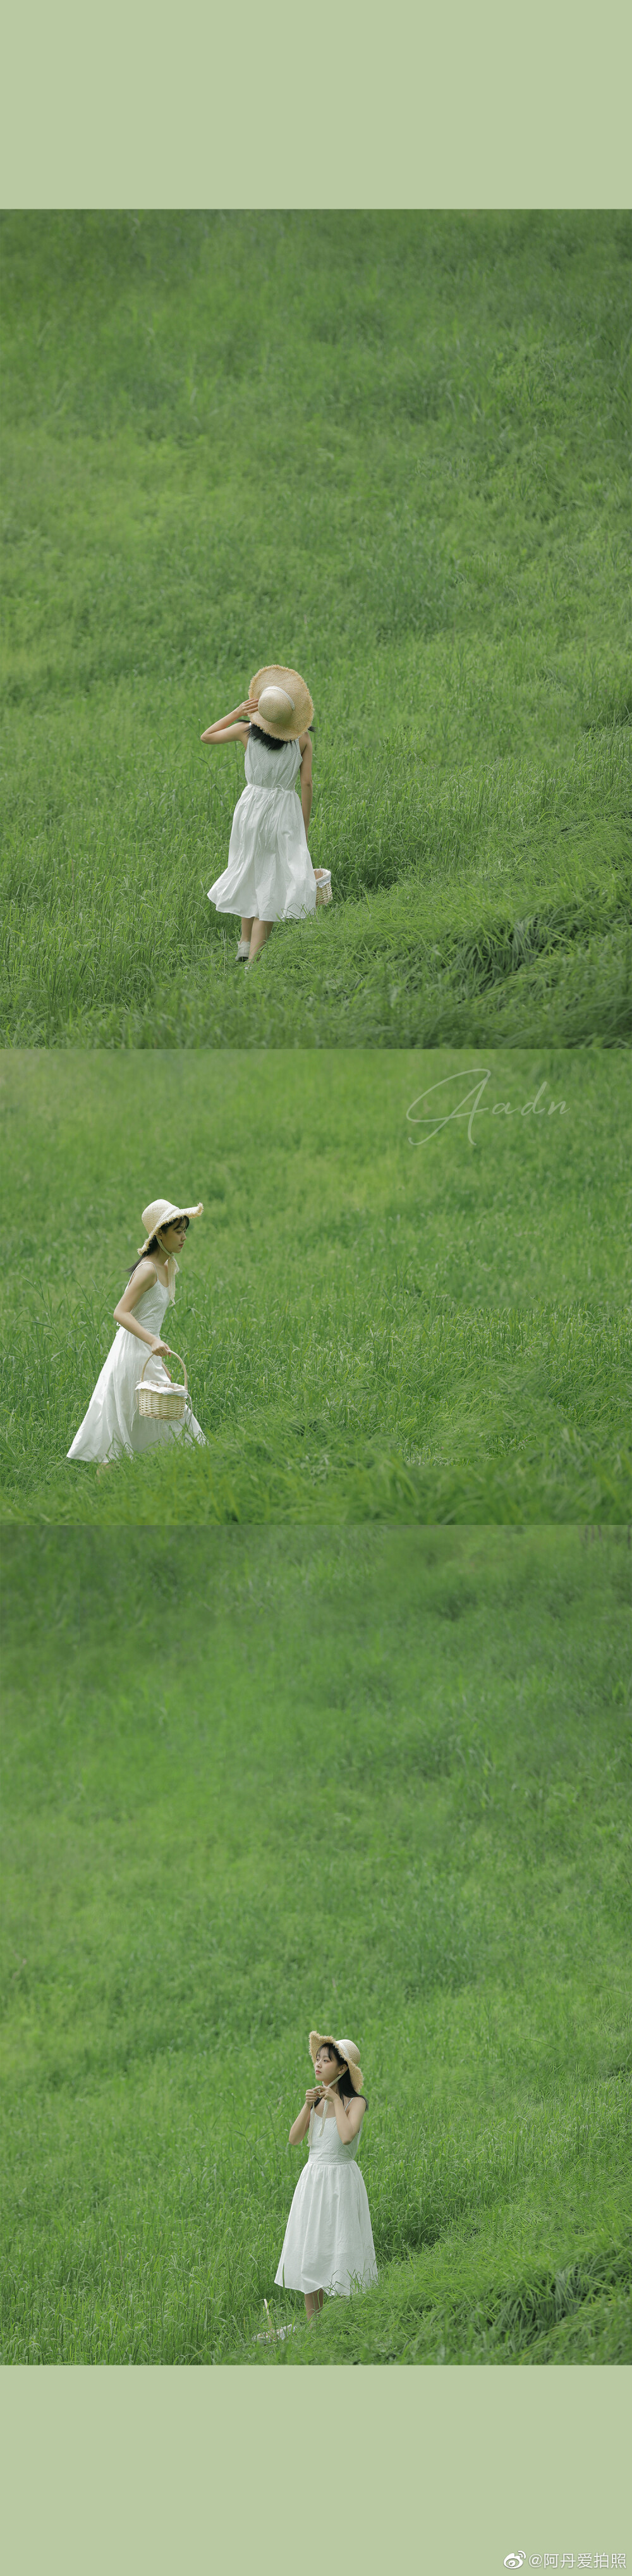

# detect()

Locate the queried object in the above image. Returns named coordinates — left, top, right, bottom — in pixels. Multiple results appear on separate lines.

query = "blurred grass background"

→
left=1, top=1048, right=629, bottom=1523
left=1, top=209, right=630, bottom=1045
left=1, top=1526, right=629, bottom=2364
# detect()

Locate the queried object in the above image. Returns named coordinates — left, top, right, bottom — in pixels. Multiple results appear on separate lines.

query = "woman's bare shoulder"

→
left=126, top=1257, right=158, bottom=1294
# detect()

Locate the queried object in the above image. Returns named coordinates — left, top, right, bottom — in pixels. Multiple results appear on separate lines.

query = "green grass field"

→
left=1, top=1528, right=629, bottom=2365
left=2, top=211, right=630, bottom=1047
left=1, top=1050, right=629, bottom=1524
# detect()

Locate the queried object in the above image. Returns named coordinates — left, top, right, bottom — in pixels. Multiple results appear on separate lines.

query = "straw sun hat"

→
left=138, top=1198, right=204, bottom=1254
left=309, top=2032, right=365, bottom=2094
left=249, top=664, right=313, bottom=741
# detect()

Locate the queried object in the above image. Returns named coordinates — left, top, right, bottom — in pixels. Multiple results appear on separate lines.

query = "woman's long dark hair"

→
left=248, top=722, right=314, bottom=751
left=127, top=1217, right=190, bottom=1280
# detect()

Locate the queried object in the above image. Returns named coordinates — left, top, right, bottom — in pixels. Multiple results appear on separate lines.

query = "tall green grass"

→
left=1, top=1050, right=629, bottom=1522
left=1, top=1529, right=629, bottom=2363
left=1, top=211, right=629, bottom=1045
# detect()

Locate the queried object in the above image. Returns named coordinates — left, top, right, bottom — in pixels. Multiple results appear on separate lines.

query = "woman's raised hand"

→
left=305, top=2086, right=320, bottom=2109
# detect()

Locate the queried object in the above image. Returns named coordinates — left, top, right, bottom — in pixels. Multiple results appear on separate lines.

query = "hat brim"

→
left=249, top=665, right=313, bottom=740
left=141, top=1201, right=202, bottom=1227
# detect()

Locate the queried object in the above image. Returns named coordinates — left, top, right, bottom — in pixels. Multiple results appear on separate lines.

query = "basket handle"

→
left=139, top=1347, right=188, bottom=1397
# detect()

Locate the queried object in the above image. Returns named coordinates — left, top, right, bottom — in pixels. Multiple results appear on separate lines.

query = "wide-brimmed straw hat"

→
left=308, top=2031, right=365, bottom=2094
left=249, top=664, right=313, bottom=740
left=138, top=1198, right=203, bottom=1254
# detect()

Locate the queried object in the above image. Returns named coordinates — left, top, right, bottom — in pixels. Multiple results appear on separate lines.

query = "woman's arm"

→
left=299, top=734, right=313, bottom=834
left=201, top=722, right=250, bottom=745
left=326, top=2087, right=366, bottom=2143
left=288, top=2088, right=320, bottom=2145
left=112, top=1261, right=172, bottom=1356
left=200, top=697, right=257, bottom=745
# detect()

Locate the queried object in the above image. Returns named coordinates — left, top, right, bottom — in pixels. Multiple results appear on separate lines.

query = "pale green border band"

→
left=2, top=2366, right=629, bottom=2573
left=1, top=0, right=631, bottom=206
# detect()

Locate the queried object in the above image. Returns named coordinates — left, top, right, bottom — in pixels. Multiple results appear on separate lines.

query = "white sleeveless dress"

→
left=208, top=732, right=317, bottom=923
left=274, top=2102, right=377, bottom=2298
left=66, top=1269, right=205, bottom=1464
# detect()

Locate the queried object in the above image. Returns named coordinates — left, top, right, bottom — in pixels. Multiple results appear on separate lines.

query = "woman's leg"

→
left=305, top=2290, right=324, bottom=2322
left=241, top=917, right=254, bottom=942
left=247, top=919, right=274, bottom=962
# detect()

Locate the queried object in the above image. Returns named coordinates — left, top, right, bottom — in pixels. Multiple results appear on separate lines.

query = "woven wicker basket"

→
left=135, top=1349, right=188, bottom=1423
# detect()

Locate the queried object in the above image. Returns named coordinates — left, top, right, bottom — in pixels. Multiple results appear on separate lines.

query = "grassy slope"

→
left=1, top=1529, right=629, bottom=2365
left=1, top=210, right=630, bottom=1046
left=1, top=1050, right=630, bottom=1523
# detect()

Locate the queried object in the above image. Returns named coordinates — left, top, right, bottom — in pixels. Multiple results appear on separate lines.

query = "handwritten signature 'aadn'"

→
left=406, top=1069, right=567, bottom=1147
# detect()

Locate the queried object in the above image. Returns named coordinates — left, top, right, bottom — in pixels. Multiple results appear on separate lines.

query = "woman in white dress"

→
left=67, top=1197, right=206, bottom=1466
left=204, top=663, right=331, bottom=966
left=275, top=2031, right=377, bottom=2322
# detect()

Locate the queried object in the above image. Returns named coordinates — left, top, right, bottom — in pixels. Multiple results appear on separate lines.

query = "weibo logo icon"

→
left=504, top=2559, right=526, bottom=2570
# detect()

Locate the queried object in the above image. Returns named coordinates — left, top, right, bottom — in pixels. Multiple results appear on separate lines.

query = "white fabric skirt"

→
left=209, top=783, right=317, bottom=924
left=67, top=1331, right=206, bottom=1464
left=274, top=2151, right=377, bottom=2298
